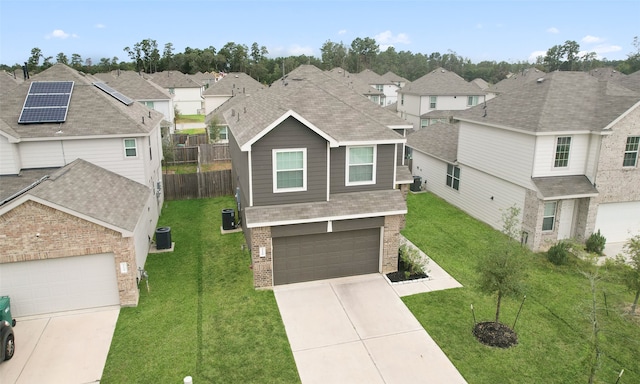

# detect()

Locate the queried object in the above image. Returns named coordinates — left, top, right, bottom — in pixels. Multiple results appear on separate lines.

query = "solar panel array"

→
left=18, top=81, right=74, bottom=124
left=93, top=82, right=134, bottom=105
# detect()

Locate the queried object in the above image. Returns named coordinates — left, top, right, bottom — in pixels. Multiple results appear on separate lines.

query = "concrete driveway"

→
left=274, top=274, right=467, bottom=384
left=0, top=306, right=119, bottom=384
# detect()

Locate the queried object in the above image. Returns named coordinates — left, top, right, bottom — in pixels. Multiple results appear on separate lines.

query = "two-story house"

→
left=202, top=72, right=265, bottom=117
left=94, top=70, right=174, bottom=133
left=397, top=67, right=487, bottom=129
left=326, top=67, right=387, bottom=106
left=381, top=71, right=409, bottom=89
left=148, top=70, right=204, bottom=115
left=355, top=69, right=400, bottom=106
left=408, top=71, right=640, bottom=251
left=0, top=63, right=166, bottom=316
left=225, top=65, right=413, bottom=287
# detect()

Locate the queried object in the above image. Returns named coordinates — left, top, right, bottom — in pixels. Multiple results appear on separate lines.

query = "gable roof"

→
left=326, top=67, right=385, bottom=97
left=202, top=72, right=264, bottom=96
left=148, top=71, right=202, bottom=89
left=381, top=71, right=409, bottom=85
left=354, top=69, right=392, bottom=85
left=406, top=122, right=459, bottom=163
left=0, top=64, right=165, bottom=140
left=455, top=71, right=640, bottom=133
left=93, top=70, right=171, bottom=101
left=401, top=67, right=484, bottom=96
left=486, top=67, right=546, bottom=94
left=225, top=65, right=409, bottom=150
left=0, top=71, right=20, bottom=96
left=618, top=69, right=640, bottom=93
left=0, top=159, right=150, bottom=234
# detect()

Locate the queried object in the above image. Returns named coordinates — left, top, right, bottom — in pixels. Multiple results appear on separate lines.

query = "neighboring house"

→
left=148, top=70, right=204, bottom=115
left=202, top=72, right=264, bottom=116
left=94, top=70, right=174, bottom=133
left=0, top=159, right=156, bottom=317
left=1, top=71, right=21, bottom=95
left=485, top=67, right=545, bottom=98
left=355, top=69, right=400, bottom=106
left=397, top=67, right=486, bottom=129
left=190, top=71, right=222, bottom=89
left=381, top=71, right=409, bottom=89
left=326, top=67, right=386, bottom=106
left=225, top=64, right=413, bottom=288
left=408, top=71, right=640, bottom=251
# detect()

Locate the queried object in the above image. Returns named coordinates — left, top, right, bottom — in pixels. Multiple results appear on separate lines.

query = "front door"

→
left=558, top=200, right=575, bottom=240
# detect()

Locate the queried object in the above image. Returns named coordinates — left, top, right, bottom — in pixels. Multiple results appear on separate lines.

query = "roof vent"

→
left=536, top=77, right=545, bottom=83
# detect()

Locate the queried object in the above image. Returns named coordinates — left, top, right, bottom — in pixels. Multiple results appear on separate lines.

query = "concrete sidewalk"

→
left=275, top=270, right=467, bottom=383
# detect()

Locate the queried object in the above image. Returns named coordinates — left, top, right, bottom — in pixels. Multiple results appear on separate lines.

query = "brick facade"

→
left=250, top=226, right=273, bottom=288
left=0, top=200, right=139, bottom=306
left=382, top=215, right=401, bottom=273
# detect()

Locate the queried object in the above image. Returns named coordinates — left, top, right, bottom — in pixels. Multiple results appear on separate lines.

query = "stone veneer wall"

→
left=382, top=215, right=401, bottom=273
left=0, top=200, right=139, bottom=306
left=250, top=226, right=273, bottom=288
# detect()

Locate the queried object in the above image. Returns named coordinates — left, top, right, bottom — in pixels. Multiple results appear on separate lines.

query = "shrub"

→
left=585, top=230, right=606, bottom=255
left=399, top=244, right=425, bottom=275
left=547, top=241, right=571, bottom=265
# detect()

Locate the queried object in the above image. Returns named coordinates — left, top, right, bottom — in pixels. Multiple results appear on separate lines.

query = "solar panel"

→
left=18, top=81, right=74, bottom=124
left=93, top=82, right=134, bottom=105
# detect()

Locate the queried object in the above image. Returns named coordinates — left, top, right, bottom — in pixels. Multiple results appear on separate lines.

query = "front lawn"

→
left=402, top=193, right=640, bottom=383
left=101, top=197, right=299, bottom=383
left=176, top=114, right=205, bottom=124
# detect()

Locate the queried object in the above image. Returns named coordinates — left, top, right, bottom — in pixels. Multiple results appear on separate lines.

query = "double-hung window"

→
left=554, top=136, right=571, bottom=168
left=375, top=84, right=384, bottom=92
left=542, top=201, right=557, bottom=231
left=347, top=146, right=376, bottom=185
left=273, top=149, right=306, bottom=193
left=623, top=136, right=639, bottom=167
left=219, top=127, right=228, bottom=141
left=124, top=138, right=137, bottom=158
left=467, top=96, right=479, bottom=106
left=446, top=164, right=460, bottom=190
left=429, top=96, right=437, bottom=109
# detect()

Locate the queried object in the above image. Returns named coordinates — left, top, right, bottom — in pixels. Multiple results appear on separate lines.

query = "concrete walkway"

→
left=274, top=237, right=466, bottom=384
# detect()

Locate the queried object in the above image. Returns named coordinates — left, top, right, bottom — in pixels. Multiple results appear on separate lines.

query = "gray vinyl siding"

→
left=228, top=131, right=250, bottom=239
left=330, top=143, right=395, bottom=193
left=251, top=117, right=327, bottom=206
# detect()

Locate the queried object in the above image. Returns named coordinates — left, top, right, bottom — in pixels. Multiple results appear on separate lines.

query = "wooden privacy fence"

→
left=199, top=144, right=230, bottom=162
left=163, top=170, right=233, bottom=200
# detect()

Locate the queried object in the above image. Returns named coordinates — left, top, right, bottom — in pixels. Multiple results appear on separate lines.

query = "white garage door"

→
left=0, top=253, right=120, bottom=317
left=595, top=202, right=640, bottom=243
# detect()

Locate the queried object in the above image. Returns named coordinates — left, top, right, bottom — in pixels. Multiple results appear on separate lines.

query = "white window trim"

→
left=553, top=136, right=571, bottom=168
left=272, top=148, right=307, bottom=193
left=429, top=96, right=437, bottom=109
left=345, top=145, right=377, bottom=186
left=542, top=201, right=557, bottom=231
left=623, top=136, right=639, bottom=167
left=446, top=164, right=460, bottom=191
left=124, top=138, right=138, bottom=158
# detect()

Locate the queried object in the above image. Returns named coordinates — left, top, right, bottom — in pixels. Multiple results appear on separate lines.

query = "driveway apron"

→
left=274, top=274, right=467, bottom=384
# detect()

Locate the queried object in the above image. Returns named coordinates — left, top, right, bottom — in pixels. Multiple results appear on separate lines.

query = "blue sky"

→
left=1, top=0, right=638, bottom=67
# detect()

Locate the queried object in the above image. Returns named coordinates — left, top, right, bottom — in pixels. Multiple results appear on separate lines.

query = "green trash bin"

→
left=0, top=296, right=16, bottom=327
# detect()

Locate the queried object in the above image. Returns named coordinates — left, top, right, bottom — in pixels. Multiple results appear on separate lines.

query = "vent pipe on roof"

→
left=149, top=111, right=152, bottom=118
left=23, top=62, right=29, bottom=80
left=142, top=116, right=145, bottom=124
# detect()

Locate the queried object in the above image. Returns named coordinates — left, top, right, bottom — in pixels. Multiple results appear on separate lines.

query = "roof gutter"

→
left=0, top=175, right=49, bottom=207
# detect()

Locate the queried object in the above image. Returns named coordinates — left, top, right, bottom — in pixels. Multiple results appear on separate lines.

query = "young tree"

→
left=477, top=205, right=526, bottom=324
left=620, top=234, right=640, bottom=314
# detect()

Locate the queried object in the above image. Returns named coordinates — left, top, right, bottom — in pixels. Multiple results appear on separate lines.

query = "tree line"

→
left=3, top=36, right=639, bottom=85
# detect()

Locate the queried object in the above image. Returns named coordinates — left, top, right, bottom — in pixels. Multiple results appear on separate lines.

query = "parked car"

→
left=1, top=320, right=14, bottom=362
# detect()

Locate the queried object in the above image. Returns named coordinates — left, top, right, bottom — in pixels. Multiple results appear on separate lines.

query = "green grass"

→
left=402, top=192, right=640, bottom=384
left=176, top=114, right=205, bottom=123
left=101, top=197, right=300, bottom=384
left=177, top=128, right=206, bottom=135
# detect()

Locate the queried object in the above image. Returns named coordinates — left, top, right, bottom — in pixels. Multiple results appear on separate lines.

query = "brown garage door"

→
left=273, top=228, right=380, bottom=285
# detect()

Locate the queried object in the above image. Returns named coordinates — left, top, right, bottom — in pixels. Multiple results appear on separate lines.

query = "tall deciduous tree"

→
left=320, top=40, right=348, bottom=70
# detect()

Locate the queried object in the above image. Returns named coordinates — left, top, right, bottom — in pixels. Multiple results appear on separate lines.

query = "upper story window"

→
left=375, top=84, right=384, bottom=91
left=429, top=96, right=437, bottom=109
left=542, top=201, right=557, bottom=231
left=143, top=101, right=155, bottom=108
left=554, top=136, right=571, bottom=168
left=467, top=96, right=479, bottom=106
left=623, top=136, right=639, bottom=167
left=420, top=119, right=429, bottom=129
left=370, top=95, right=380, bottom=104
left=124, top=138, right=137, bottom=158
left=273, top=149, right=306, bottom=193
left=446, top=164, right=460, bottom=190
left=346, top=146, right=376, bottom=185
left=168, top=88, right=175, bottom=95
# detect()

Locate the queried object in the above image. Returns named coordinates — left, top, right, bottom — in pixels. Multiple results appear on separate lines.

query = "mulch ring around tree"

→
left=473, top=321, right=518, bottom=348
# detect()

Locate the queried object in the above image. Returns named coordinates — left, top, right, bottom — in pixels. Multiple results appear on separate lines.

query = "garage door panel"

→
left=0, top=253, right=120, bottom=317
left=273, top=228, right=380, bottom=285
left=595, top=202, right=640, bottom=243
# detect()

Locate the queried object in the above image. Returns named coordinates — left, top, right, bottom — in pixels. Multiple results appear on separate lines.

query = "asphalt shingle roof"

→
left=148, top=71, right=202, bottom=89
left=532, top=175, right=599, bottom=199
left=202, top=72, right=264, bottom=96
left=354, top=69, right=392, bottom=85
left=0, top=64, right=165, bottom=140
left=486, top=67, right=546, bottom=94
left=406, top=122, right=459, bottom=163
left=381, top=71, right=409, bottom=86
left=93, top=70, right=171, bottom=101
left=401, top=67, right=484, bottom=96
left=244, top=189, right=407, bottom=227
left=225, top=65, right=409, bottom=149
left=326, top=67, right=384, bottom=97
left=455, top=71, right=640, bottom=133
left=26, top=159, right=150, bottom=232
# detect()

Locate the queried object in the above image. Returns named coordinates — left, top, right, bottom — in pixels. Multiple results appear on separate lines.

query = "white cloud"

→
left=338, top=29, right=347, bottom=35
left=45, top=29, right=74, bottom=39
left=268, top=44, right=315, bottom=57
left=584, top=44, right=622, bottom=58
left=547, top=27, right=559, bottom=34
left=528, top=50, right=547, bottom=62
left=95, top=23, right=106, bottom=29
left=582, top=35, right=604, bottom=44
left=374, top=30, right=410, bottom=45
